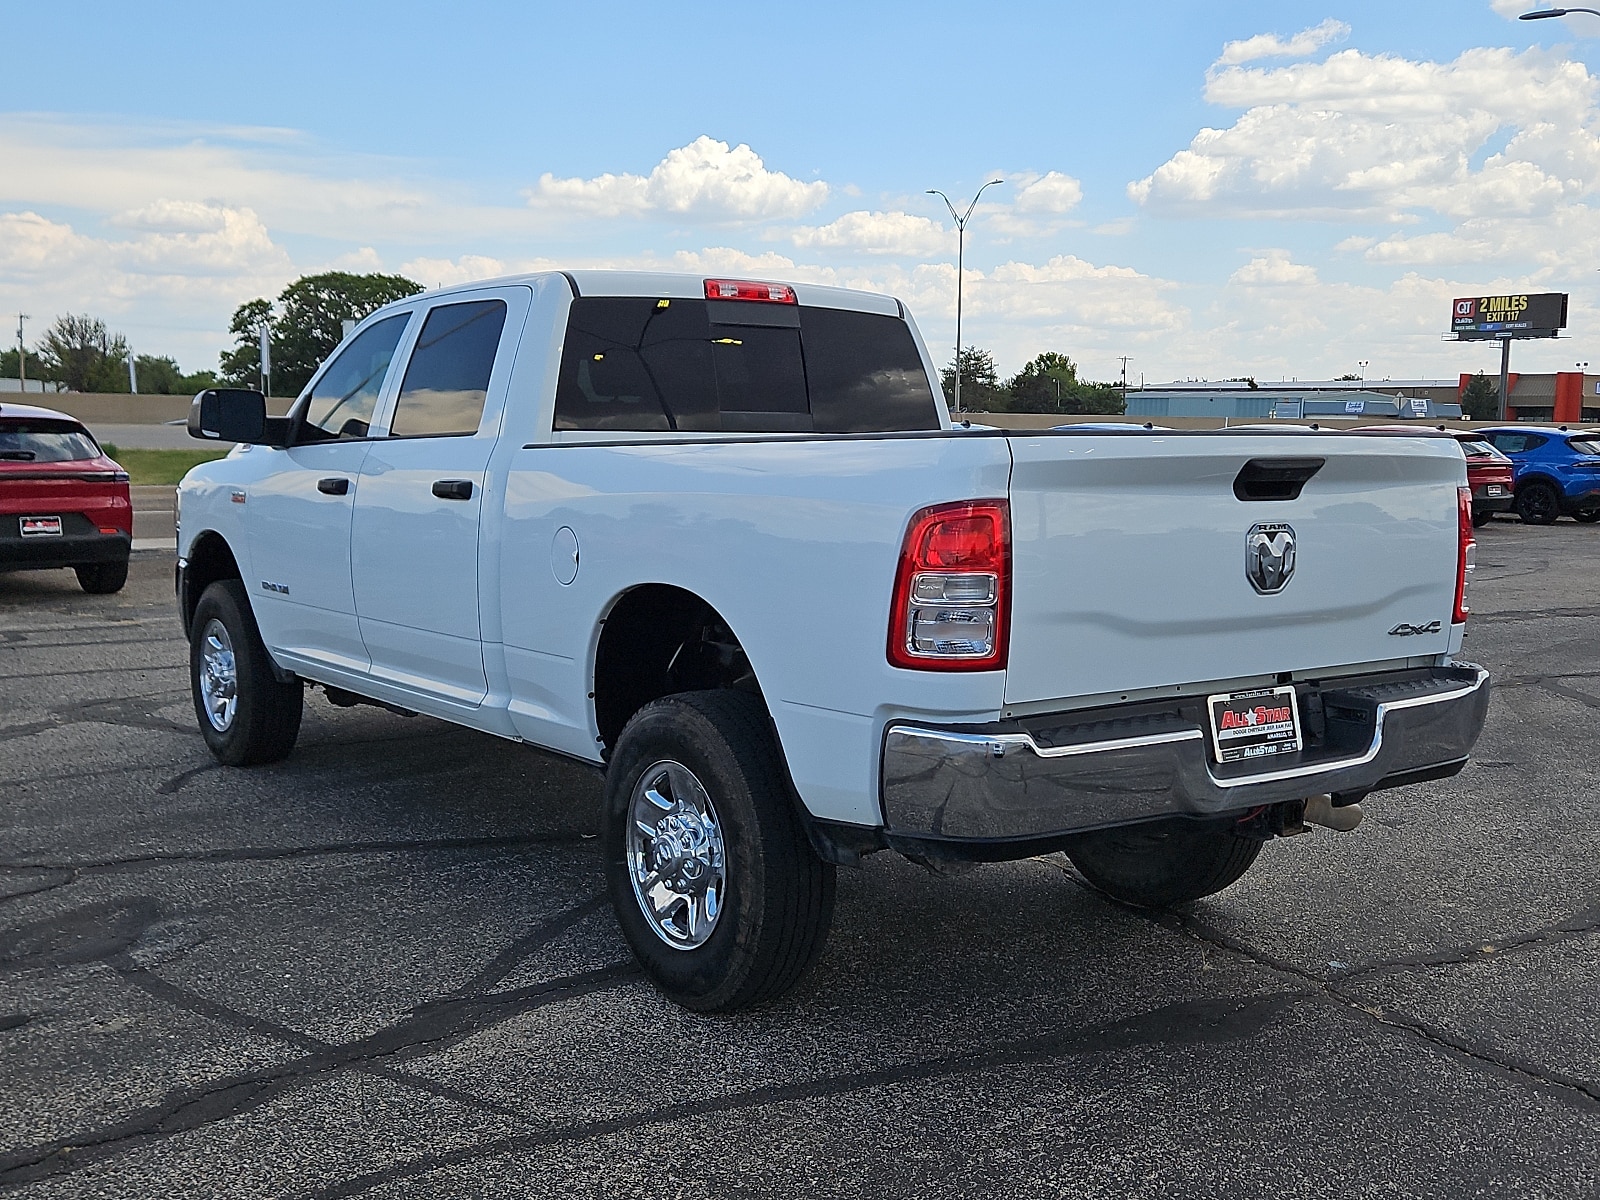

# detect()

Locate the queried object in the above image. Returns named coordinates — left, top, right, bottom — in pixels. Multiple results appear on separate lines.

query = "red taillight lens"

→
left=703, top=278, right=797, bottom=304
left=1454, top=485, right=1475, bottom=624
left=888, top=500, right=1009, bottom=671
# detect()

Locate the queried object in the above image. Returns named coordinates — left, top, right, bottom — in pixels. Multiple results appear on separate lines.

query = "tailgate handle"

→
left=1234, top=457, right=1324, bottom=502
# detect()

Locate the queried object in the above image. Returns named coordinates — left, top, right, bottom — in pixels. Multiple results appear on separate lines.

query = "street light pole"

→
left=928, top=180, right=1003, bottom=414
left=15, top=313, right=27, bottom=391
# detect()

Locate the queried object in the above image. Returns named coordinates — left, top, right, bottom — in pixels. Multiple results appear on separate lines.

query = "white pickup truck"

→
left=177, top=271, right=1490, bottom=1010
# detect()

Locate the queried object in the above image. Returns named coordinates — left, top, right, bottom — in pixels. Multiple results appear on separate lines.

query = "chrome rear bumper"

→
left=881, top=663, right=1489, bottom=845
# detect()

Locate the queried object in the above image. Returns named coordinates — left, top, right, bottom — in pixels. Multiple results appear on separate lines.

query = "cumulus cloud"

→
left=1012, top=171, right=1084, bottom=214
left=531, top=136, right=829, bottom=221
left=1230, top=250, right=1319, bottom=285
left=1217, top=18, right=1350, bottom=66
left=789, top=210, right=948, bottom=257
left=1130, top=47, right=1600, bottom=221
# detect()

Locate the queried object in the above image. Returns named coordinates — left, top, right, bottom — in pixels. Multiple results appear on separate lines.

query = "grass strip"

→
left=99, top=445, right=231, bottom=486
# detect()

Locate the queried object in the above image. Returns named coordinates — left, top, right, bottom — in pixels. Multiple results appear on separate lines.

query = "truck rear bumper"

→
left=880, top=663, right=1489, bottom=850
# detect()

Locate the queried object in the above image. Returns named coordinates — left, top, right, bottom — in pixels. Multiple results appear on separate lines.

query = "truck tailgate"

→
left=1003, top=432, right=1466, bottom=709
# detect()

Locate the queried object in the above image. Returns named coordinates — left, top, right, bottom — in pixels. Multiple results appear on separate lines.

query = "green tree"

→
left=36, top=314, right=131, bottom=392
left=1004, top=351, right=1126, bottom=415
left=939, top=346, right=1010, bottom=412
left=1461, top=372, right=1499, bottom=421
left=220, top=272, right=422, bottom=396
left=0, top=347, right=21, bottom=380
left=134, top=354, right=217, bottom=395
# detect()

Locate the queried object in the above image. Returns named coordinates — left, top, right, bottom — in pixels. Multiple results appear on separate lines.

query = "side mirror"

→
left=188, top=388, right=282, bottom=445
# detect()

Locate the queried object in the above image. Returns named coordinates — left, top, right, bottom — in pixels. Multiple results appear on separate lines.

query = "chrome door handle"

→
left=316, top=477, right=350, bottom=495
left=431, top=479, right=473, bottom=500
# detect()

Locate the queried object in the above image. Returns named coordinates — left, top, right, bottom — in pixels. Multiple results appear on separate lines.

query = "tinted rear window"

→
left=1569, top=437, right=1600, bottom=455
left=0, top=420, right=100, bottom=463
left=391, top=300, right=507, bottom=437
left=555, top=298, right=938, bottom=434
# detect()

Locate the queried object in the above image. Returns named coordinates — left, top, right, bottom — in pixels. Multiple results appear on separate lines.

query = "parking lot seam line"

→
left=120, top=969, right=532, bottom=1124
left=304, top=990, right=1314, bottom=1200
left=0, top=962, right=639, bottom=1188
left=0, top=869, right=75, bottom=907
left=1053, top=863, right=1600, bottom=1113
left=0, top=836, right=598, bottom=877
left=442, top=892, right=610, bottom=1000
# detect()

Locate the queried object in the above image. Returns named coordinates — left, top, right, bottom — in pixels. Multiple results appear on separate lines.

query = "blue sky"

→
left=4, top=0, right=1600, bottom=386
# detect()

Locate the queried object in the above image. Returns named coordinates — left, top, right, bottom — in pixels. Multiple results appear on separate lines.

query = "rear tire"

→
left=1065, top=817, right=1263, bottom=908
left=602, top=690, right=835, bottom=1012
left=1471, top=510, right=1493, bottom=528
left=1516, top=481, right=1561, bottom=525
left=1575, top=509, right=1600, bottom=524
left=189, top=579, right=302, bottom=766
left=75, top=560, right=128, bottom=594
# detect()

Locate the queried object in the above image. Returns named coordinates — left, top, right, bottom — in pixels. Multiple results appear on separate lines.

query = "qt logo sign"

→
left=1455, top=299, right=1476, bottom=316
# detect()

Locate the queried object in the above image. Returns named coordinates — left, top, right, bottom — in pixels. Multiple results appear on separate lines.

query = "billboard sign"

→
left=1451, top=293, right=1567, bottom=339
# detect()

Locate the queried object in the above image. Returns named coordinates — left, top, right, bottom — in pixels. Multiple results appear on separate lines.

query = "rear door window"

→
left=554, top=297, right=939, bottom=434
left=1568, top=437, right=1600, bottom=455
left=300, top=313, right=412, bottom=441
left=0, top=420, right=100, bottom=463
left=389, top=300, right=508, bottom=438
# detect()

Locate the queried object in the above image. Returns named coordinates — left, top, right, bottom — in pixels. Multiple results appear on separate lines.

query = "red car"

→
left=0, top=402, right=132, bottom=593
left=1453, top=432, right=1516, bottom=526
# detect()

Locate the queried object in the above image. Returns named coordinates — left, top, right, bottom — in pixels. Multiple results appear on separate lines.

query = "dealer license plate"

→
left=1486, top=485, right=1504, bottom=495
left=1206, top=685, right=1302, bottom=764
left=19, top=516, right=62, bottom=537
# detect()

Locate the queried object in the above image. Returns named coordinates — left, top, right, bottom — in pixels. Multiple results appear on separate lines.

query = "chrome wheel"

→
left=625, top=759, right=727, bottom=950
left=198, top=618, right=238, bottom=732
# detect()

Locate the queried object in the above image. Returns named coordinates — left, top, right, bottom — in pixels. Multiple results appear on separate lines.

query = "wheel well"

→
left=1516, top=474, right=1558, bottom=493
left=181, top=532, right=242, bottom=637
left=593, top=585, right=759, bottom=757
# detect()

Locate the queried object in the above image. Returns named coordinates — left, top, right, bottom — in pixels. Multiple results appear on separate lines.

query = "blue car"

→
left=1479, top=426, right=1600, bottom=524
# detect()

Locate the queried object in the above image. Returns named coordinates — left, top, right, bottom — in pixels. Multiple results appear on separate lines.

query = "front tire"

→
left=189, top=579, right=302, bottom=766
left=75, top=560, right=128, bottom=594
left=602, top=690, right=835, bottom=1012
left=1065, top=817, right=1263, bottom=908
left=1516, top=481, right=1561, bottom=525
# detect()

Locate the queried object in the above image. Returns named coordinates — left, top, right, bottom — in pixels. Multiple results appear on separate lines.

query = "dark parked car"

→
left=1478, top=426, right=1600, bottom=525
left=0, top=403, right=132, bottom=592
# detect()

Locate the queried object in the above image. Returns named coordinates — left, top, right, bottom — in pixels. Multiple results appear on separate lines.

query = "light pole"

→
left=928, top=179, right=1003, bottom=414
left=1357, top=359, right=1369, bottom=385
left=15, top=313, right=27, bottom=391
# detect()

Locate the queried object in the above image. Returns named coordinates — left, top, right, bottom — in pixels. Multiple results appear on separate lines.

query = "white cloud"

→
left=789, top=210, right=948, bottom=257
left=1131, top=47, right=1600, bottom=221
left=1230, top=250, right=1319, bottom=286
left=1217, top=18, right=1350, bottom=66
left=531, top=136, right=829, bottom=221
left=1012, top=171, right=1083, bottom=214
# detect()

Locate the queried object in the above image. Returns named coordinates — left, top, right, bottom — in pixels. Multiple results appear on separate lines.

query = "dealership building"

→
left=1125, top=373, right=1600, bottom=425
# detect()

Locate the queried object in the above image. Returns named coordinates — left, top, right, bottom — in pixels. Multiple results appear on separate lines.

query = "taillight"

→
left=888, top=500, right=1009, bottom=670
left=703, top=279, right=797, bottom=304
left=1454, top=485, right=1475, bottom=624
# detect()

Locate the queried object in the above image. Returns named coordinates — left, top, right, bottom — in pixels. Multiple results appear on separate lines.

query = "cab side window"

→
left=389, top=300, right=508, bottom=437
left=300, top=313, right=412, bottom=441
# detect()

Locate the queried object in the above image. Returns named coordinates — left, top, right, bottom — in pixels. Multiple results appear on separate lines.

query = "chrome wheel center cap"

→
left=625, top=760, right=727, bottom=951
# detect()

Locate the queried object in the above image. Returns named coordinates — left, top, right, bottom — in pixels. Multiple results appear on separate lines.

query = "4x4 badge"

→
left=1245, top=523, right=1296, bottom=594
left=1388, top=620, right=1442, bottom=636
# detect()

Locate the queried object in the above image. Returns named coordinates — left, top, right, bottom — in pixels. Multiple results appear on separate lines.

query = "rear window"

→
left=0, top=419, right=100, bottom=464
left=554, top=297, right=939, bottom=434
left=1569, top=437, right=1600, bottom=455
left=1457, top=437, right=1505, bottom=461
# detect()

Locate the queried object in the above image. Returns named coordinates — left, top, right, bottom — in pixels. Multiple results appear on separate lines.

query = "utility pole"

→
left=128, top=348, right=138, bottom=395
left=258, top=322, right=272, bottom=398
left=16, top=313, right=28, bottom=391
left=927, top=180, right=1004, bottom=414
left=1118, top=356, right=1131, bottom=394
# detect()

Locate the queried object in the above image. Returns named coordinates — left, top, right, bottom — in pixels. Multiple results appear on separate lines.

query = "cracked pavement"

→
left=0, top=523, right=1596, bottom=1198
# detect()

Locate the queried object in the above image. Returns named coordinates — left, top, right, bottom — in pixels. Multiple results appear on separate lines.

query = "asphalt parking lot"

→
left=1, top=522, right=1597, bottom=1199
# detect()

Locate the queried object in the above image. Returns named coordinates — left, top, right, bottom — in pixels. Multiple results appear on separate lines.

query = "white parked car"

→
left=177, top=271, right=1490, bottom=1010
